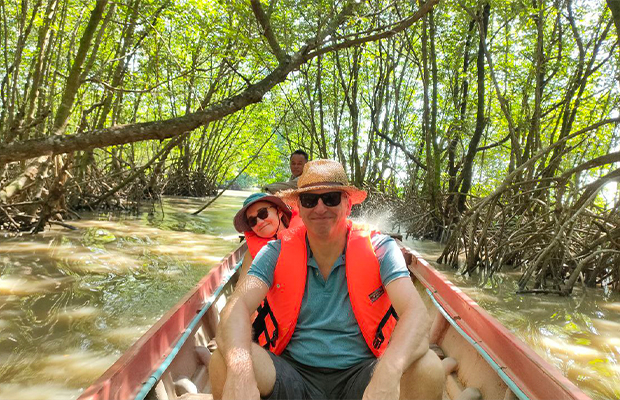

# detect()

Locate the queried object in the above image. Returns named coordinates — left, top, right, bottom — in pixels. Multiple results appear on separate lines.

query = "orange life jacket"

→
left=288, top=208, right=304, bottom=230
left=245, top=232, right=273, bottom=258
left=253, top=221, right=398, bottom=358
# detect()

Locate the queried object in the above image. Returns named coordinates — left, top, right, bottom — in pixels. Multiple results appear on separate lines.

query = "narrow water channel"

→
left=0, top=194, right=248, bottom=399
left=0, top=194, right=618, bottom=399
left=404, top=240, right=620, bottom=400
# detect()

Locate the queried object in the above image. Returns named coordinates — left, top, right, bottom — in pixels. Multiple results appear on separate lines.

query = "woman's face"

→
left=246, top=201, right=282, bottom=238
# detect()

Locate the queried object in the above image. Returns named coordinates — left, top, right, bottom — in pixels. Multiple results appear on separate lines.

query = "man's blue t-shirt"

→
left=247, top=234, right=409, bottom=369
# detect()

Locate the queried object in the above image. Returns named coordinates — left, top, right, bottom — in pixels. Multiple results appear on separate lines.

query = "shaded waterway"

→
left=404, top=240, right=620, bottom=400
left=0, top=193, right=249, bottom=399
left=0, top=194, right=618, bottom=399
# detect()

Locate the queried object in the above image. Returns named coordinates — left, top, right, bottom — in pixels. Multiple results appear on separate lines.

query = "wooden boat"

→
left=78, top=240, right=591, bottom=400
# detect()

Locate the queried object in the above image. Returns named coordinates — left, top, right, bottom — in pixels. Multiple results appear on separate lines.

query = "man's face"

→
left=290, top=154, right=307, bottom=178
left=297, top=190, right=351, bottom=238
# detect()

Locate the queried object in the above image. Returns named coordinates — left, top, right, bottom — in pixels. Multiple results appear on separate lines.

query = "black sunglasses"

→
left=247, top=206, right=275, bottom=228
left=299, top=192, right=343, bottom=208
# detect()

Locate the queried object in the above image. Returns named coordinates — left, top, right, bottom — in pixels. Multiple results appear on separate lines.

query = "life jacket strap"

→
left=252, top=298, right=279, bottom=348
left=373, top=305, right=399, bottom=349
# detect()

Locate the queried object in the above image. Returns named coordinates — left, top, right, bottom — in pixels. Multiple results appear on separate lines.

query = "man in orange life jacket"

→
left=210, top=160, right=444, bottom=400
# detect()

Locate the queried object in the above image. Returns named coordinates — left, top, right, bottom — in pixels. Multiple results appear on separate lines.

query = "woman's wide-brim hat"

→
left=233, top=192, right=292, bottom=233
left=278, top=159, right=367, bottom=206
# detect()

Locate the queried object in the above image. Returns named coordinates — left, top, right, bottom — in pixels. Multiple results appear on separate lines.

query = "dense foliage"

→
left=0, top=0, right=618, bottom=292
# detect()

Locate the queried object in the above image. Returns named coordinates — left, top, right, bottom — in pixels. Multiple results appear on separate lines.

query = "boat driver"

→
left=263, top=149, right=309, bottom=194
left=210, top=159, right=445, bottom=400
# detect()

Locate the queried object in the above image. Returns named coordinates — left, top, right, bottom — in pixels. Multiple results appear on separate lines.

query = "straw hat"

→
left=233, top=192, right=292, bottom=233
left=278, top=159, right=367, bottom=205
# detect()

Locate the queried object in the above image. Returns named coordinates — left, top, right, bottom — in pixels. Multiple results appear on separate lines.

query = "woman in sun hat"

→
left=233, top=192, right=301, bottom=278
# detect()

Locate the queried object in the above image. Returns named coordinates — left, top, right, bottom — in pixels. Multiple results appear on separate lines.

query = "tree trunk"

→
left=523, top=0, right=545, bottom=163
left=3, top=0, right=42, bottom=137
left=607, top=0, right=620, bottom=41
left=421, top=7, right=441, bottom=218
left=457, top=3, right=490, bottom=213
left=95, top=0, right=139, bottom=130
left=52, top=0, right=108, bottom=135
left=447, top=20, right=474, bottom=198
left=429, top=9, right=441, bottom=214
left=316, top=55, right=328, bottom=158
left=350, top=49, right=362, bottom=186
left=23, top=0, right=59, bottom=128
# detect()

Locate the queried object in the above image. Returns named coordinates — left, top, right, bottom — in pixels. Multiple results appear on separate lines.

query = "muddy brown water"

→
left=403, top=239, right=620, bottom=400
left=0, top=194, right=248, bottom=399
left=0, top=193, right=618, bottom=399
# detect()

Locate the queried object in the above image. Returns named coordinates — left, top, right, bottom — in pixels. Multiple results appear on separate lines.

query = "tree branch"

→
left=306, top=0, right=440, bottom=59
left=250, top=0, right=288, bottom=63
left=561, top=151, right=620, bottom=178
left=0, top=0, right=441, bottom=165
left=374, top=129, right=427, bottom=170
left=476, top=132, right=510, bottom=152
left=0, top=60, right=298, bottom=165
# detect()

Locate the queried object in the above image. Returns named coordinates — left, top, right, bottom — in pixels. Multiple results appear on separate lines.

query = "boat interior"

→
left=143, top=246, right=515, bottom=400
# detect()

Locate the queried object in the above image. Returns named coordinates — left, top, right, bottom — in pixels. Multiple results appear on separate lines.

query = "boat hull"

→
left=78, top=241, right=591, bottom=400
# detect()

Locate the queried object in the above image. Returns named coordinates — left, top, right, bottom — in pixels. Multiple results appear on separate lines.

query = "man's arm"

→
left=238, top=252, right=253, bottom=280
left=215, top=275, right=269, bottom=399
left=363, top=277, right=431, bottom=399
left=262, top=177, right=298, bottom=194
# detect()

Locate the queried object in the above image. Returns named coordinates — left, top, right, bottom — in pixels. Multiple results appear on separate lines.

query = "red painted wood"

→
left=78, top=243, right=246, bottom=400
left=405, top=247, right=591, bottom=400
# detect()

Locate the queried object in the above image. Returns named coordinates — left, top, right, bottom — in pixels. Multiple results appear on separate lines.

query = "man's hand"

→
left=362, top=362, right=402, bottom=400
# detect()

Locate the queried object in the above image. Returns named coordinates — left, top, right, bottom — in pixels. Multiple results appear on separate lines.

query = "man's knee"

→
left=400, top=349, right=445, bottom=400
left=209, top=349, right=226, bottom=399
left=208, top=344, right=276, bottom=398
left=250, top=343, right=277, bottom=396
left=412, top=349, right=444, bottom=383
left=420, top=349, right=444, bottom=374
left=209, top=347, right=225, bottom=371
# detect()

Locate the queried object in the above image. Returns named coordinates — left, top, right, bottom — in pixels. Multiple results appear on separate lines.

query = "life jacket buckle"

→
left=373, top=332, right=385, bottom=349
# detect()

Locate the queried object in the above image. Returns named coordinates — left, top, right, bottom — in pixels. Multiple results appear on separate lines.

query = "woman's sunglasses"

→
left=247, top=206, right=275, bottom=228
left=299, top=192, right=343, bottom=208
